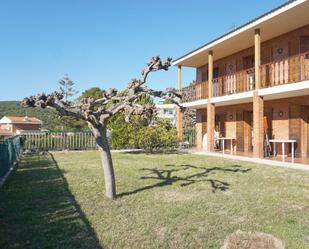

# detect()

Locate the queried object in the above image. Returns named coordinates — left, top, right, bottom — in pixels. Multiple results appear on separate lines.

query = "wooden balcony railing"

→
left=212, top=68, right=255, bottom=97
left=260, top=52, right=309, bottom=88
left=182, top=81, right=208, bottom=102
left=181, top=52, right=309, bottom=103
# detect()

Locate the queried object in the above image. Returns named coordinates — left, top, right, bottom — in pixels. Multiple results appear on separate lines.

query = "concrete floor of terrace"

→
left=188, top=148, right=309, bottom=171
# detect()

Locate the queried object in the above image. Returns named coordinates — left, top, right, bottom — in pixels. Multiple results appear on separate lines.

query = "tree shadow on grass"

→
left=0, top=153, right=102, bottom=249
left=118, top=164, right=251, bottom=198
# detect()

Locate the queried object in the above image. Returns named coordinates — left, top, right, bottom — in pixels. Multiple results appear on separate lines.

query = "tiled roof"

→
left=6, top=116, right=41, bottom=123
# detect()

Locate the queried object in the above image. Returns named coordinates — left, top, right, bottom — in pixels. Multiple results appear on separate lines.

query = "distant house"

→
left=0, top=128, right=13, bottom=139
left=156, top=103, right=177, bottom=126
left=0, top=116, right=42, bottom=134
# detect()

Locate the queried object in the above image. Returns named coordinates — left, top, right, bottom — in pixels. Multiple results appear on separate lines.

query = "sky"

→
left=0, top=0, right=285, bottom=101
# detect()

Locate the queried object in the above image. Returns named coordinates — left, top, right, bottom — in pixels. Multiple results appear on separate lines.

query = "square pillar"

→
left=207, top=100, right=215, bottom=152
left=207, top=50, right=215, bottom=152
left=208, top=51, right=213, bottom=98
left=177, top=65, right=183, bottom=140
left=253, top=90, right=264, bottom=158
left=254, top=29, right=261, bottom=89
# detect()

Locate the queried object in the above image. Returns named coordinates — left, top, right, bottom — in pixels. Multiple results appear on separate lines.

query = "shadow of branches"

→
left=118, top=164, right=251, bottom=198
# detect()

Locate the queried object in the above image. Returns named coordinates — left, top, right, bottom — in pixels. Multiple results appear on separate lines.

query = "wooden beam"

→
left=208, top=51, right=213, bottom=98
left=254, top=29, right=261, bottom=89
left=177, top=65, right=183, bottom=140
left=177, top=65, right=182, bottom=91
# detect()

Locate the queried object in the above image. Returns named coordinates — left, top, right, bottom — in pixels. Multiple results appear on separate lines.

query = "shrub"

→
left=137, top=119, right=177, bottom=152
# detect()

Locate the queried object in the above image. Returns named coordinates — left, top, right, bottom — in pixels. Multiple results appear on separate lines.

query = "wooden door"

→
left=243, top=55, right=254, bottom=69
left=300, top=36, right=309, bottom=53
left=273, top=42, right=289, bottom=84
left=215, top=113, right=226, bottom=137
left=236, top=111, right=244, bottom=151
left=261, top=47, right=273, bottom=87
left=243, top=111, right=253, bottom=152
left=300, top=36, right=309, bottom=80
left=213, top=67, right=220, bottom=96
left=226, top=60, right=236, bottom=94
left=243, top=55, right=255, bottom=90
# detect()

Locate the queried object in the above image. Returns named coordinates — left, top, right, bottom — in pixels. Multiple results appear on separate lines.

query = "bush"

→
left=108, top=114, right=177, bottom=151
left=108, top=114, right=135, bottom=149
left=137, top=119, right=177, bottom=152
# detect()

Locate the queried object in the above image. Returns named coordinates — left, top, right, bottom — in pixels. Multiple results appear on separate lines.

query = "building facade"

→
left=0, top=116, right=42, bottom=134
left=173, top=0, right=309, bottom=161
left=156, top=103, right=177, bottom=126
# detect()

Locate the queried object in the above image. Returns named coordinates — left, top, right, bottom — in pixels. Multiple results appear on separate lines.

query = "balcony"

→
left=261, top=52, right=309, bottom=88
left=181, top=52, right=309, bottom=103
left=182, top=81, right=208, bottom=102
left=212, top=68, right=255, bottom=97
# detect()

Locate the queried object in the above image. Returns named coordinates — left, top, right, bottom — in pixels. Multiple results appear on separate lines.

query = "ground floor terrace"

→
left=190, top=92, right=309, bottom=165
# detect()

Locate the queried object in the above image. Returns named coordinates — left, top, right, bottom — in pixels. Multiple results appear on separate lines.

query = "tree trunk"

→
left=92, top=125, right=116, bottom=199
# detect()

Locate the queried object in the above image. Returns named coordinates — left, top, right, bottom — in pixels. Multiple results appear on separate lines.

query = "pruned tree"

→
left=22, top=56, right=182, bottom=199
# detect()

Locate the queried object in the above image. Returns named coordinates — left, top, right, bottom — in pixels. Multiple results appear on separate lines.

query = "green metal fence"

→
left=0, top=136, right=22, bottom=182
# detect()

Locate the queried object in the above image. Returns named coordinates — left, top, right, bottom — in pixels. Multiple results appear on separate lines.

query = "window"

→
left=163, top=109, right=173, bottom=115
left=300, top=36, right=309, bottom=53
left=201, top=71, right=208, bottom=81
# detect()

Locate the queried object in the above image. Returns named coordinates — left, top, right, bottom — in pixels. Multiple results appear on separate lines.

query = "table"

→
left=269, top=139, right=296, bottom=161
left=216, top=137, right=235, bottom=154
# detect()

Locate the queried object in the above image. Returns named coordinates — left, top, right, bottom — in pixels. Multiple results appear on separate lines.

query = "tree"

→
left=59, top=74, right=79, bottom=102
left=60, top=87, right=104, bottom=132
left=58, top=75, right=82, bottom=131
left=79, top=87, right=104, bottom=100
left=22, top=56, right=181, bottom=199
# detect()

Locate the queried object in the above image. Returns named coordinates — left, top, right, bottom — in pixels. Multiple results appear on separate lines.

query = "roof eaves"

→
left=172, top=0, right=298, bottom=65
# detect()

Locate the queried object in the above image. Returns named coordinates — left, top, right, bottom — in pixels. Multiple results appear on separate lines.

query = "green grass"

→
left=0, top=151, right=308, bottom=249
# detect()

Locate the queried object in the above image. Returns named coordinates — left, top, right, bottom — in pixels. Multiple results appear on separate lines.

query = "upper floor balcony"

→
left=173, top=1, right=309, bottom=105
left=181, top=52, right=309, bottom=103
left=182, top=81, right=208, bottom=102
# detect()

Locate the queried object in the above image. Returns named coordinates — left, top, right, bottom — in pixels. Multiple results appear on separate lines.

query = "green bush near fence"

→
left=137, top=119, right=177, bottom=152
left=109, top=115, right=178, bottom=151
left=0, top=136, right=22, bottom=181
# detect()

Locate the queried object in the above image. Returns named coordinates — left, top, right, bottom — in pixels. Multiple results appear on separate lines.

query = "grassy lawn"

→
left=0, top=151, right=308, bottom=248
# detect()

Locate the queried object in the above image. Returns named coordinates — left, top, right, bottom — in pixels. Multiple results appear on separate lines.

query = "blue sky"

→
left=0, top=0, right=285, bottom=101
